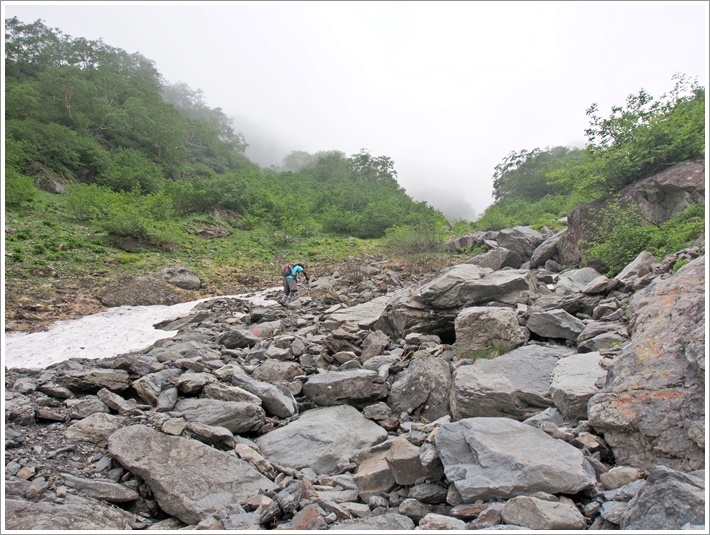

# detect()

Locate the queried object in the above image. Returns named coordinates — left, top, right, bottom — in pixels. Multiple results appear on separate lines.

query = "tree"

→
left=349, top=148, right=399, bottom=184
left=581, top=73, right=705, bottom=196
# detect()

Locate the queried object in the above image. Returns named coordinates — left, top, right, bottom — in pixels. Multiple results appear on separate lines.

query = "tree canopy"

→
left=5, top=17, right=446, bottom=240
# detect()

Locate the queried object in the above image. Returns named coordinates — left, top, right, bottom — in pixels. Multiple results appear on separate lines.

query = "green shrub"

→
left=66, top=183, right=116, bottom=221
left=383, top=220, right=445, bottom=256
left=4, top=168, right=37, bottom=207
left=582, top=201, right=705, bottom=276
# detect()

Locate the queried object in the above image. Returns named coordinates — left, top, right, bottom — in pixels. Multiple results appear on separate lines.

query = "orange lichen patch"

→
left=633, top=339, right=663, bottom=365
left=616, top=390, right=684, bottom=403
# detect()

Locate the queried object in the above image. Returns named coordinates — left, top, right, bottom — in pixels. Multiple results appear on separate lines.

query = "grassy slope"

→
left=5, top=189, right=458, bottom=332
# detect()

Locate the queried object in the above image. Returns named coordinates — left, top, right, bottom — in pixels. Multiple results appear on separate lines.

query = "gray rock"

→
left=65, top=412, right=124, bottom=446
left=388, top=355, right=451, bottom=422
left=174, top=398, right=265, bottom=434
left=555, top=267, right=604, bottom=295
left=232, top=373, right=298, bottom=418
left=5, top=495, right=136, bottom=530
left=328, top=295, right=391, bottom=329
left=303, top=369, right=388, bottom=407
left=454, top=306, right=529, bottom=356
left=108, top=425, right=275, bottom=525
left=61, top=473, right=139, bottom=503
left=588, top=256, right=705, bottom=470
left=526, top=308, right=586, bottom=341
left=435, top=417, right=596, bottom=502
left=331, top=512, right=415, bottom=530
left=450, top=344, right=571, bottom=420
left=620, top=465, right=705, bottom=530
left=255, top=405, right=387, bottom=475
left=465, top=247, right=522, bottom=270
left=550, top=352, right=607, bottom=419
left=502, top=495, right=587, bottom=530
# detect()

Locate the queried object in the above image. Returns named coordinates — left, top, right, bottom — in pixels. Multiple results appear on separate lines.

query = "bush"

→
left=5, top=168, right=37, bottom=207
left=582, top=201, right=705, bottom=276
left=383, top=220, right=445, bottom=256
left=66, top=183, right=116, bottom=221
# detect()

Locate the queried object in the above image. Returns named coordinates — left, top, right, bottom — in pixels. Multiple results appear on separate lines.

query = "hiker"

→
left=280, top=262, right=310, bottom=305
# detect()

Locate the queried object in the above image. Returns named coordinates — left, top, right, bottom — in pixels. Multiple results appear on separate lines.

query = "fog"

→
left=3, top=1, right=707, bottom=219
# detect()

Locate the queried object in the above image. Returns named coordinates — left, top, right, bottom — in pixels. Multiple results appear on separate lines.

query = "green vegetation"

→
left=5, top=17, right=445, bottom=246
left=4, top=16, right=705, bottom=321
left=581, top=202, right=705, bottom=276
left=470, top=73, right=704, bottom=273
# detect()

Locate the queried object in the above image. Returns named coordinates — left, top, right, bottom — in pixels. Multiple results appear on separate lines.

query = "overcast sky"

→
left=3, top=1, right=708, bottom=219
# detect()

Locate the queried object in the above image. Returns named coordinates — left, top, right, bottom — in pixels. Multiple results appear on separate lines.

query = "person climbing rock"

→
left=279, top=262, right=309, bottom=306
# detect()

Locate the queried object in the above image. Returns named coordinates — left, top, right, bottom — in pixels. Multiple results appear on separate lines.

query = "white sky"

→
left=2, top=1, right=708, bottom=219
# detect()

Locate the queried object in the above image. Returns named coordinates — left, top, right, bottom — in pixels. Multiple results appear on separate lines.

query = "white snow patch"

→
left=3, top=289, right=280, bottom=371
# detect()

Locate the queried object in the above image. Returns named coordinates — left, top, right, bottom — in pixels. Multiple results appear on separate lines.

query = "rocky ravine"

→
left=4, top=226, right=706, bottom=531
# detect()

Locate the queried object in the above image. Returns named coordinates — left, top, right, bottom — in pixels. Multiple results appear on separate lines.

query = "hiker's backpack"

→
left=281, top=263, right=293, bottom=277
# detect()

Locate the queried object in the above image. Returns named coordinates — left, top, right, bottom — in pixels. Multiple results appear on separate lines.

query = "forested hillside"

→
left=5, top=17, right=446, bottom=245
left=3, top=17, right=706, bottom=331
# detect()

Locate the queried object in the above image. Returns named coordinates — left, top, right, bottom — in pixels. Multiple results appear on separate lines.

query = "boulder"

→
left=588, top=256, right=705, bottom=470
left=255, top=405, right=387, bottom=475
left=435, top=417, right=596, bottom=502
left=108, top=425, right=275, bottom=525
left=387, top=355, right=452, bottom=422
left=454, top=306, right=529, bottom=356
left=550, top=352, right=607, bottom=419
left=450, top=344, right=572, bottom=420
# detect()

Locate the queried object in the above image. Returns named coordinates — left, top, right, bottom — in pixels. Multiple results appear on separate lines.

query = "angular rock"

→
left=465, top=247, right=522, bottom=270
left=501, top=496, right=587, bottom=530
left=56, top=369, right=131, bottom=393
left=550, top=352, right=607, bottom=419
left=5, top=495, right=136, bottom=530
left=419, top=512, right=467, bottom=530
left=620, top=465, right=705, bottom=530
left=174, top=398, right=265, bottom=434
left=588, top=256, right=705, bottom=470
left=554, top=267, right=604, bottom=295
left=388, top=355, right=452, bottom=422
left=255, top=405, right=387, bottom=475
left=61, top=473, right=139, bottom=503
left=232, top=373, right=298, bottom=418
left=454, top=306, right=529, bottom=356
left=435, top=417, right=596, bottom=502
left=353, top=450, right=396, bottom=501
left=331, top=512, right=415, bottom=530
left=302, top=369, right=388, bottom=407
left=108, top=425, right=275, bottom=525
left=65, top=412, right=124, bottom=446
left=526, top=308, right=585, bottom=341
left=450, top=344, right=571, bottom=420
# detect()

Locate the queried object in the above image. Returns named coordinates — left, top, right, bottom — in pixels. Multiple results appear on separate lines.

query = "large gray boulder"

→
left=387, top=355, right=452, bottom=421
left=620, top=466, right=705, bottom=529
left=435, top=417, right=596, bottom=502
left=450, top=344, right=572, bottom=420
left=5, top=495, right=137, bottom=530
left=302, top=369, right=388, bottom=407
left=495, top=226, right=544, bottom=260
left=375, top=266, right=537, bottom=338
left=328, top=295, right=392, bottom=329
left=173, top=398, right=265, bottom=434
left=525, top=308, right=586, bottom=341
left=454, top=306, right=529, bottom=356
left=416, top=265, right=537, bottom=309
left=108, top=425, right=275, bottom=525
left=465, top=247, right=522, bottom=270
left=255, top=405, right=387, bottom=475
left=232, top=373, right=298, bottom=418
left=588, top=256, right=705, bottom=470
